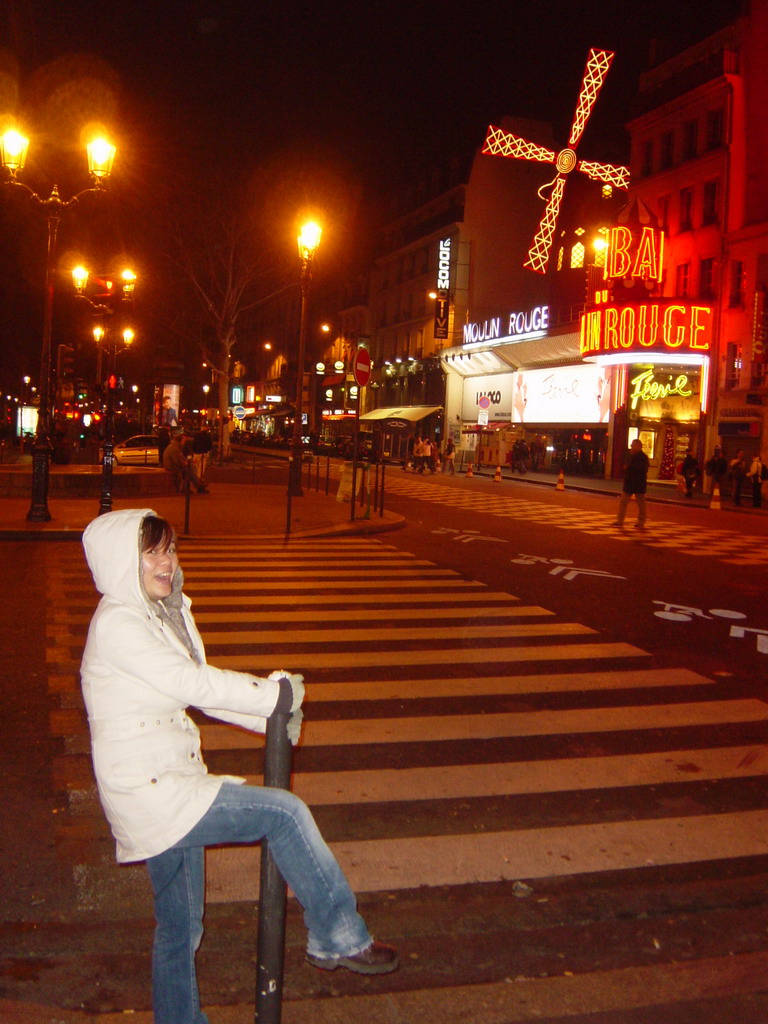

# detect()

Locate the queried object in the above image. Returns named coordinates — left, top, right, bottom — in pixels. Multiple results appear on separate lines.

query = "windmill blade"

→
left=568, top=49, right=614, bottom=148
left=578, top=159, right=630, bottom=189
left=524, top=175, right=567, bottom=275
left=483, top=125, right=556, bottom=163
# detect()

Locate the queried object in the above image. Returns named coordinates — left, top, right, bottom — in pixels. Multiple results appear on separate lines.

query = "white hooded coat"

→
left=80, top=508, right=282, bottom=863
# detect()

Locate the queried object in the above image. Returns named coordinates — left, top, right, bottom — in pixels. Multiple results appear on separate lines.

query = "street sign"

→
left=233, top=405, right=246, bottom=420
left=353, top=348, right=372, bottom=388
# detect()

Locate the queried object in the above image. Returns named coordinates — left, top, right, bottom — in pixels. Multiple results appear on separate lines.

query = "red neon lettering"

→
left=606, top=226, right=632, bottom=279
left=604, top=307, right=619, bottom=349
left=689, top=306, right=711, bottom=350
left=618, top=305, right=635, bottom=347
left=632, top=227, right=662, bottom=281
left=662, top=305, right=687, bottom=347
left=637, top=304, right=659, bottom=346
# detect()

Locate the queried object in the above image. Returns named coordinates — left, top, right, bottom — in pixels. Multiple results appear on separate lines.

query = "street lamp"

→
left=1, top=128, right=116, bottom=521
left=95, top=323, right=136, bottom=515
left=289, top=220, right=322, bottom=496
left=71, top=264, right=137, bottom=514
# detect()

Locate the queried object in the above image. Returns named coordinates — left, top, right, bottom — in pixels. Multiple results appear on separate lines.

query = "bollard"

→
left=710, top=482, right=721, bottom=509
left=493, top=464, right=502, bottom=482
left=255, top=710, right=293, bottom=1024
left=183, top=472, right=191, bottom=534
left=466, top=462, right=474, bottom=478
left=379, top=460, right=386, bottom=517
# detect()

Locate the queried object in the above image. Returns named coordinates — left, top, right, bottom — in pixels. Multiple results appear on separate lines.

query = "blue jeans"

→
left=145, top=782, right=371, bottom=1024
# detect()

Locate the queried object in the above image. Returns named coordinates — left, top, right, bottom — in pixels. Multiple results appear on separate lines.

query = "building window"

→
left=679, top=187, right=693, bottom=232
left=641, top=140, right=653, bottom=177
left=657, top=195, right=670, bottom=232
left=702, top=180, right=719, bottom=225
left=683, top=120, right=698, bottom=160
left=725, top=343, right=742, bottom=390
left=729, top=260, right=745, bottom=306
left=699, top=257, right=716, bottom=298
left=660, top=131, right=674, bottom=169
left=675, top=263, right=690, bottom=297
left=706, top=108, right=724, bottom=150
left=570, top=242, right=585, bottom=269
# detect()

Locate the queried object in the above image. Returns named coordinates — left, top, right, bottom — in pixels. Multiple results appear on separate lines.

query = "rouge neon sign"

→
left=580, top=301, right=713, bottom=357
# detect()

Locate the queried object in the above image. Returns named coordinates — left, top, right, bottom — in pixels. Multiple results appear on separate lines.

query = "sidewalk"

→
left=0, top=466, right=404, bottom=540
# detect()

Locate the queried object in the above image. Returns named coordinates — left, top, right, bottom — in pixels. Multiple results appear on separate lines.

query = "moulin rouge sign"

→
left=580, top=224, right=713, bottom=359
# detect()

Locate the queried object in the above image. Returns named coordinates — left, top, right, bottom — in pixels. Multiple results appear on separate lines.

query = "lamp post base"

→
left=287, top=449, right=304, bottom=497
left=26, top=440, right=52, bottom=522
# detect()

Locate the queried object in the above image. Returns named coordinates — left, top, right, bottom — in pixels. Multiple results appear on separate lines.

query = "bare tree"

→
left=161, top=189, right=287, bottom=460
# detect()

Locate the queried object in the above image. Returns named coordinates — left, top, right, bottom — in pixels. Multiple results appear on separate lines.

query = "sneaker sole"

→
left=306, top=954, right=399, bottom=975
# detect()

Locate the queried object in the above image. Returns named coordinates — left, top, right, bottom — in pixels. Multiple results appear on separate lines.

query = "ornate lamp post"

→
left=288, top=220, right=322, bottom=497
left=72, top=265, right=136, bottom=514
left=1, top=130, right=116, bottom=520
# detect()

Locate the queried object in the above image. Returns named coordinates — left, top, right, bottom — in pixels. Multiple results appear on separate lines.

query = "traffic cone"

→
left=710, top=482, right=721, bottom=509
left=466, top=462, right=474, bottom=477
left=493, top=464, right=502, bottom=482
left=556, top=468, right=565, bottom=491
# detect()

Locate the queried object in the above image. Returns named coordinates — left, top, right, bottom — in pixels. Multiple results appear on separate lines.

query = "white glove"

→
left=269, top=670, right=305, bottom=711
left=286, top=709, right=304, bottom=746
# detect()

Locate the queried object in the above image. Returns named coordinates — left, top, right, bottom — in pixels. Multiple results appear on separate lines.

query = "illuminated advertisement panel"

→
left=511, top=364, right=612, bottom=424
left=580, top=301, right=713, bottom=359
left=462, top=365, right=611, bottom=425
left=462, top=374, right=513, bottom=422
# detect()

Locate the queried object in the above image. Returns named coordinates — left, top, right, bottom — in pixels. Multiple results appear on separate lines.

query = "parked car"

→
left=106, top=434, right=161, bottom=465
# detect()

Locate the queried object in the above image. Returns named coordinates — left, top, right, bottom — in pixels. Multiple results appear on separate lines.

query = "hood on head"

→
left=83, top=508, right=157, bottom=608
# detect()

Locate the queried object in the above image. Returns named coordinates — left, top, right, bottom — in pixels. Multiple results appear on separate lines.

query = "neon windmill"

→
left=483, top=48, right=630, bottom=274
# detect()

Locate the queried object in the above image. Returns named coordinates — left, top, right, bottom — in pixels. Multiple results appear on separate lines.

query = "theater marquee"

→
left=580, top=300, right=713, bottom=361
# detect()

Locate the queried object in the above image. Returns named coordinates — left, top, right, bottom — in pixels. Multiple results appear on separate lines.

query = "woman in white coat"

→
left=80, top=509, right=397, bottom=1024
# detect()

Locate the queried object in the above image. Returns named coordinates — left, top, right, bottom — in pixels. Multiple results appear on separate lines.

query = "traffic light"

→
left=106, top=373, right=119, bottom=392
left=57, top=344, right=75, bottom=378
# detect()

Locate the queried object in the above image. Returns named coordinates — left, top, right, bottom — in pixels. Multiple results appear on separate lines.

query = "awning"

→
left=359, top=405, right=443, bottom=423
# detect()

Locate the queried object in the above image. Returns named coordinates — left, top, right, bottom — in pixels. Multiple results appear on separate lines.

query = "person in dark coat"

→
left=614, top=438, right=650, bottom=530
left=679, top=449, right=701, bottom=498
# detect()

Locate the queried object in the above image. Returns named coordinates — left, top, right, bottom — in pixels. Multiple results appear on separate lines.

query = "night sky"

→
left=2, top=0, right=747, bottom=186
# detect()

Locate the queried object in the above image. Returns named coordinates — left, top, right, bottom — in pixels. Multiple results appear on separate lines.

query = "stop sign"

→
left=353, top=348, right=372, bottom=388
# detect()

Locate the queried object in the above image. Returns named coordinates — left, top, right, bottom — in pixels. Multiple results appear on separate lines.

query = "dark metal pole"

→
left=183, top=466, right=191, bottom=535
left=99, top=382, right=115, bottom=515
left=379, top=460, right=386, bottom=517
left=27, top=210, right=59, bottom=522
left=255, top=711, right=292, bottom=1024
left=285, top=458, right=293, bottom=537
left=289, top=263, right=310, bottom=498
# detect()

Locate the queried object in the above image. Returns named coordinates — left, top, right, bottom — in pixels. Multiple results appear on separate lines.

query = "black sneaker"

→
left=306, top=941, right=399, bottom=975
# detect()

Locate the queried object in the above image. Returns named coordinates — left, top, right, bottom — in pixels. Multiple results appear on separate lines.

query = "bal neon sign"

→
left=604, top=225, right=664, bottom=282
left=580, top=301, right=712, bottom=357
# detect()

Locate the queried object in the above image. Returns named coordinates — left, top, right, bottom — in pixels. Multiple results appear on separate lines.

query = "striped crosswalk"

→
left=45, top=535, right=768, bottom=1017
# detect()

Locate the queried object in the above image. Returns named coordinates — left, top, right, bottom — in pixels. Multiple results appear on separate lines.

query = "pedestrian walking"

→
left=678, top=449, right=701, bottom=498
left=746, top=452, right=767, bottom=508
left=512, top=438, right=529, bottom=475
left=79, top=510, right=398, bottom=1024
left=704, top=446, right=728, bottom=494
left=192, top=425, right=213, bottom=485
left=729, top=449, right=747, bottom=506
left=443, top=437, right=456, bottom=474
left=614, top=438, right=649, bottom=530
